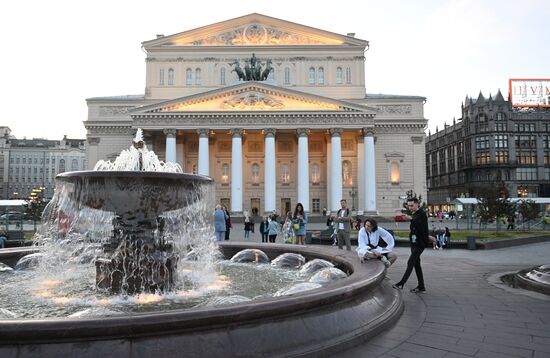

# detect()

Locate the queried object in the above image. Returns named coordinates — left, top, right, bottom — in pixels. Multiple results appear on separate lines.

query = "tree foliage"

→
left=475, top=182, right=515, bottom=232
left=401, top=189, right=427, bottom=215
left=516, top=199, right=540, bottom=229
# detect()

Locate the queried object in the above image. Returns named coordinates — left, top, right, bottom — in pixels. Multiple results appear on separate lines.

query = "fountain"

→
left=0, top=129, right=403, bottom=357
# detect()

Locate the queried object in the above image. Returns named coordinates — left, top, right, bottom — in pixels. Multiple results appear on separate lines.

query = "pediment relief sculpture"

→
left=184, top=23, right=342, bottom=46
left=222, top=93, right=284, bottom=110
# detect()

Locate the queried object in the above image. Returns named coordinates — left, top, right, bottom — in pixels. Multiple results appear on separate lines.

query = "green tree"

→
left=516, top=199, right=540, bottom=231
left=401, top=190, right=427, bottom=215
left=475, top=182, right=515, bottom=233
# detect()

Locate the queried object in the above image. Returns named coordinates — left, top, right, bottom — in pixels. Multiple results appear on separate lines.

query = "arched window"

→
left=195, top=68, right=202, bottom=85
left=390, top=161, right=400, bottom=184
left=345, top=67, right=352, bottom=84
left=71, top=159, right=78, bottom=171
left=186, top=68, right=192, bottom=86
left=252, top=163, right=260, bottom=183
left=58, top=159, right=65, bottom=173
left=311, top=163, right=320, bottom=183
left=221, top=163, right=229, bottom=183
left=317, top=67, right=324, bottom=85
left=342, top=160, right=352, bottom=185
left=336, top=67, right=343, bottom=84
left=281, top=164, right=290, bottom=183
left=284, top=67, right=290, bottom=85
left=220, top=67, right=226, bottom=85
left=168, top=68, right=174, bottom=85
left=159, top=69, right=164, bottom=85
left=308, top=67, right=315, bottom=85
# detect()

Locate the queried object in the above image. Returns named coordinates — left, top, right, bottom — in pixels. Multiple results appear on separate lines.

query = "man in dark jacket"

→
left=393, top=197, right=429, bottom=293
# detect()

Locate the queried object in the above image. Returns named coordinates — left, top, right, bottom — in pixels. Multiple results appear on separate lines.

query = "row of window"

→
left=158, top=66, right=353, bottom=86
left=209, top=159, right=400, bottom=185
left=9, top=159, right=80, bottom=172
left=429, top=167, right=550, bottom=185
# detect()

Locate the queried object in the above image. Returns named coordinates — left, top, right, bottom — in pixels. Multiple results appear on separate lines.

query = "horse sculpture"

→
left=253, top=61, right=263, bottom=81
left=229, top=60, right=245, bottom=81
left=261, top=59, right=273, bottom=81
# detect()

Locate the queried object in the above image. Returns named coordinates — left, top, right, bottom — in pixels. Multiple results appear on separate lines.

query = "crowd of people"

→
left=212, top=197, right=433, bottom=294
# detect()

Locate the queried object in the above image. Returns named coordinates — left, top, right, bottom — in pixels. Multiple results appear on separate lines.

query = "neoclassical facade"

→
left=85, top=14, right=427, bottom=217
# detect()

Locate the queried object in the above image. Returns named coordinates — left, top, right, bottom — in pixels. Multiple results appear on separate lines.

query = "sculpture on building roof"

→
left=229, top=53, right=273, bottom=82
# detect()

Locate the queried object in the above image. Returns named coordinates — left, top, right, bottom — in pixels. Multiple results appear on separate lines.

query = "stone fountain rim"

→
left=56, top=170, right=213, bottom=183
left=0, top=242, right=397, bottom=344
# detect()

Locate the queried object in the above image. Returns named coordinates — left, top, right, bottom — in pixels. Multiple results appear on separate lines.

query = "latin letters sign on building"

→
left=509, top=78, right=550, bottom=107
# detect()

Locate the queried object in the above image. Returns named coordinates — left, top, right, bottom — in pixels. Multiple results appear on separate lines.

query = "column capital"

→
left=411, top=136, right=424, bottom=144
left=264, top=128, right=277, bottom=137
left=362, top=126, right=375, bottom=137
left=230, top=128, right=244, bottom=138
left=197, top=128, right=210, bottom=138
left=163, top=128, right=177, bottom=137
left=329, top=128, right=344, bottom=137
left=296, top=128, right=310, bottom=137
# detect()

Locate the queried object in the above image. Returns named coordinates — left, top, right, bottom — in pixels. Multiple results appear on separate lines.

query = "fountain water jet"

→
left=40, top=129, right=214, bottom=294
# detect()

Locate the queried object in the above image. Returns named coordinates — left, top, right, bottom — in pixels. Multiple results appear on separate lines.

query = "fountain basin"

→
left=0, top=242, right=403, bottom=357
left=513, top=265, right=550, bottom=295
left=56, top=171, right=212, bottom=215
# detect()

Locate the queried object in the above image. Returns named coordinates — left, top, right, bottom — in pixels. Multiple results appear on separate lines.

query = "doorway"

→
left=250, top=198, right=260, bottom=217
left=281, top=198, right=291, bottom=217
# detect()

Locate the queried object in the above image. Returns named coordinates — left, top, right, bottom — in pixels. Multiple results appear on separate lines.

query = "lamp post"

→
left=349, top=187, right=357, bottom=213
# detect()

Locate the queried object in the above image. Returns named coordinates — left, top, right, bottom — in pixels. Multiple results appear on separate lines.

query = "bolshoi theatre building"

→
left=84, top=13, right=427, bottom=217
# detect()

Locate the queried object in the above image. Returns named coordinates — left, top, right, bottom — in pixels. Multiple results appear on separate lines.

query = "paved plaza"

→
left=231, top=225, right=550, bottom=358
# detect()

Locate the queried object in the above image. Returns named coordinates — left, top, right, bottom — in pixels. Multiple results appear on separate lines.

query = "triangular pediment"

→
left=143, top=13, right=368, bottom=48
left=133, top=82, right=376, bottom=113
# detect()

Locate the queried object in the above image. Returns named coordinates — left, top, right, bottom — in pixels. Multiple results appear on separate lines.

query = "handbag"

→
left=293, top=222, right=300, bottom=230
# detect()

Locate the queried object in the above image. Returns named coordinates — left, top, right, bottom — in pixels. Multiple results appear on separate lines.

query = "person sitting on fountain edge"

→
left=356, top=218, right=397, bottom=268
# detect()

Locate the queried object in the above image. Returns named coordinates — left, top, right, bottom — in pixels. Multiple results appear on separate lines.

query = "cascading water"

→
left=34, top=129, right=218, bottom=295
left=0, top=129, right=346, bottom=319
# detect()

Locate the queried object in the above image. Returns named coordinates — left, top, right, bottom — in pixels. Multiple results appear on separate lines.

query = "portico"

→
left=84, top=13, right=428, bottom=218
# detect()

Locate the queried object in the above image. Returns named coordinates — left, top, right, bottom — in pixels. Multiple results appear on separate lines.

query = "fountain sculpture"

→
left=48, top=129, right=213, bottom=294
left=0, top=129, right=404, bottom=357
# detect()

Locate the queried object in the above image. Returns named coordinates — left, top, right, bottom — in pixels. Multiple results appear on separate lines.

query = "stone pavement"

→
left=229, top=228, right=550, bottom=358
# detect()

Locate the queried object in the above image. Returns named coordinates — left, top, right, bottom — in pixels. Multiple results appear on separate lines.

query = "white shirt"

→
left=356, top=226, right=395, bottom=256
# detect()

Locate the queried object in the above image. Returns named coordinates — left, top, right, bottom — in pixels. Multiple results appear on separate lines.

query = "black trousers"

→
left=397, top=246, right=425, bottom=289
left=262, top=233, right=269, bottom=242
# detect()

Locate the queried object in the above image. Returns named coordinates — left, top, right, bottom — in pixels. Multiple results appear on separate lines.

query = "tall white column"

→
left=197, top=128, right=209, bottom=176
left=163, top=129, right=177, bottom=163
left=363, top=127, right=377, bottom=214
left=330, top=128, right=343, bottom=212
left=264, top=128, right=277, bottom=213
left=297, top=128, right=310, bottom=212
left=231, top=129, right=243, bottom=214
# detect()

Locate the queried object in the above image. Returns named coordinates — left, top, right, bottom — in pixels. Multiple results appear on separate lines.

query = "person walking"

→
left=334, top=199, right=353, bottom=251
left=267, top=215, right=280, bottom=243
left=259, top=216, right=269, bottom=243
left=293, top=203, right=307, bottom=245
left=356, top=218, right=397, bottom=267
left=393, top=197, right=429, bottom=293
left=223, top=205, right=231, bottom=241
left=244, top=214, right=252, bottom=240
left=214, top=204, right=227, bottom=242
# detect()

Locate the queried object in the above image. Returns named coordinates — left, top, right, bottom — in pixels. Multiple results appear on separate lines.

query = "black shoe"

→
left=410, top=287, right=426, bottom=293
left=392, top=283, right=403, bottom=290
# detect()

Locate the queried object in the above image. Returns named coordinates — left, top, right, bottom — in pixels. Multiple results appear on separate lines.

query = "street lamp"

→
left=349, top=187, right=357, bottom=212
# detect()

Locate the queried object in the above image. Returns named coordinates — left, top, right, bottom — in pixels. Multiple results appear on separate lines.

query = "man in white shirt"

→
left=356, top=218, right=398, bottom=268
